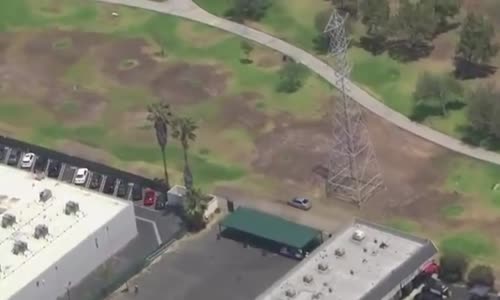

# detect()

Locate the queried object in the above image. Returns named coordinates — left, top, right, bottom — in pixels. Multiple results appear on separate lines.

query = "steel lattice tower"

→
left=324, top=10, right=384, bottom=207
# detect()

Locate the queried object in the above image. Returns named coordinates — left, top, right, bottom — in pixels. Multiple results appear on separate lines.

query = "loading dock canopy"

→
left=220, top=207, right=321, bottom=249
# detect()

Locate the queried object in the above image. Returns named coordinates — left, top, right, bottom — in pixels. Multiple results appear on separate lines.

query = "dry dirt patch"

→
left=98, top=38, right=159, bottom=85
left=151, top=62, right=229, bottom=104
left=217, top=92, right=268, bottom=132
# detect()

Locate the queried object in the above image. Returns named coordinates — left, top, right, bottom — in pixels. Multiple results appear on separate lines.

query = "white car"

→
left=20, top=153, right=36, bottom=169
left=74, top=168, right=89, bottom=185
left=288, top=197, right=312, bottom=210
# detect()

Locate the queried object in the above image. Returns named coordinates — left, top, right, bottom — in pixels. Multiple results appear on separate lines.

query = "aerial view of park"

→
left=2, top=0, right=500, bottom=286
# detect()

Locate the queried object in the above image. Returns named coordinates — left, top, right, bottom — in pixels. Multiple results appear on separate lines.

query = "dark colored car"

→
left=131, top=185, right=143, bottom=201
left=0, top=146, right=7, bottom=162
left=155, top=193, right=168, bottom=210
left=116, top=180, right=128, bottom=198
left=7, top=149, right=21, bottom=166
left=34, top=156, right=48, bottom=173
left=103, top=177, right=117, bottom=195
left=47, top=160, right=62, bottom=178
left=89, top=173, right=102, bottom=190
left=143, top=189, right=156, bottom=206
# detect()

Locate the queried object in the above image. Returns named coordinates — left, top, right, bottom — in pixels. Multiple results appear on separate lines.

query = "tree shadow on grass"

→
left=410, top=101, right=465, bottom=123
left=359, top=36, right=387, bottom=56
left=387, top=40, right=434, bottom=62
left=454, top=58, right=497, bottom=80
left=434, top=22, right=461, bottom=37
left=457, top=126, right=500, bottom=151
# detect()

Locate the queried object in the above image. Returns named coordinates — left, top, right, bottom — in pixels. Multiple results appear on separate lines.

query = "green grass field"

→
left=0, top=0, right=331, bottom=190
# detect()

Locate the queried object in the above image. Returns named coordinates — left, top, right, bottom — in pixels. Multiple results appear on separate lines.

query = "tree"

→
left=434, top=0, right=461, bottom=27
left=439, top=252, right=468, bottom=283
left=147, top=102, right=173, bottom=190
left=359, top=0, right=390, bottom=54
left=332, top=0, right=358, bottom=17
left=392, top=0, right=438, bottom=48
left=467, top=84, right=497, bottom=133
left=240, top=41, right=254, bottom=63
left=413, top=72, right=463, bottom=116
left=360, top=0, right=390, bottom=38
left=312, top=10, right=332, bottom=54
left=468, top=265, right=495, bottom=288
left=225, top=0, right=271, bottom=23
left=172, top=116, right=197, bottom=191
left=455, top=13, right=496, bottom=77
left=276, top=62, right=309, bottom=93
left=183, top=188, right=208, bottom=231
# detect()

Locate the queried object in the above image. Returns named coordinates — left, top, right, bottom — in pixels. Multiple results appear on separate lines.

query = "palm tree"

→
left=183, top=188, right=208, bottom=231
left=172, top=117, right=197, bottom=191
left=147, top=102, right=173, bottom=190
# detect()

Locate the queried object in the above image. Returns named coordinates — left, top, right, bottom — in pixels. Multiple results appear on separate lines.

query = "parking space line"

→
left=70, top=167, right=78, bottom=183
left=85, top=172, right=93, bottom=189
left=113, top=179, right=120, bottom=197
left=4, top=148, right=11, bottom=165
left=58, top=163, right=66, bottom=181
left=135, top=216, right=162, bottom=246
left=44, top=159, right=51, bottom=175
left=30, top=156, right=37, bottom=173
left=100, top=175, right=108, bottom=193
left=16, top=151, right=24, bottom=168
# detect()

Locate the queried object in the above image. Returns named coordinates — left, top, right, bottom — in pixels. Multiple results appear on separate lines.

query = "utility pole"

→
left=324, top=10, right=384, bottom=207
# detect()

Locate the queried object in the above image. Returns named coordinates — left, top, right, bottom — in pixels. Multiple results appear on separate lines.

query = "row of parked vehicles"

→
left=0, top=144, right=165, bottom=208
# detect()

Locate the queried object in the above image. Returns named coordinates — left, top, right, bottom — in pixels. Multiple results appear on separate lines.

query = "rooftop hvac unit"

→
left=34, top=224, right=49, bottom=239
left=352, top=230, right=366, bottom=242
left=64, top=201, right=80, bottom=215
left=39, top=189, right=52, bottom=202
left=1, top=214, right=16, bottom=228
left=303, top=275, right=314, bottom=284
left=12, top=240, right=28, bottom=255
left=318, top=262, right=329, bottom=272
left=312, top=292, right=323, bottom=299
left=335, top=248, right=345, bottom=257
left=285, top=288, right=296, bottom=298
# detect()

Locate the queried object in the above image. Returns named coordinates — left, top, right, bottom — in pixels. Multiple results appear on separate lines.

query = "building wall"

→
left=9, top=202, right=137, bottom=300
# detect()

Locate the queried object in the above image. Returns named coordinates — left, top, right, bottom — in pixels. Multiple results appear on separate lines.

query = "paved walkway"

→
left=99, top=0, right=500, bottom=166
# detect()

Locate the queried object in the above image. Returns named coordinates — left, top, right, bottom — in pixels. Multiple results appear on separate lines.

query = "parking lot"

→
left=0, top=140, right=186, bottom=300
left=108, top=226, right=297, bottom=300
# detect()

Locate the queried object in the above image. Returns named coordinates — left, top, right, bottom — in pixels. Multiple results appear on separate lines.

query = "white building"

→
left=257, top=219, right=438, bottom=300
left=0, top=164, right=137, bottom=300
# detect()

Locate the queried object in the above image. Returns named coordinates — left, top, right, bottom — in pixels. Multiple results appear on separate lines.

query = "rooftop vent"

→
left=380, top=242, right=389, bottom=249
left=352, top=230, right=366, bottom=242
left=312, top=292, right=323, bottom=299
left=285, top=288, right=296, bottom=298
left=335, top=248, right=345, bottom=257
left=318, top=262, right=329, bottom=272
left=12, top=240, right=28, bottom=255
left=303, top=275, right=313, bottom=284
left=1, top=214, right=16, bottom=228
left=39, top=189, right=52, bottom=203
left=64, top=201, right=80, bottom=215
left=34, top=224, right=49, bottom=239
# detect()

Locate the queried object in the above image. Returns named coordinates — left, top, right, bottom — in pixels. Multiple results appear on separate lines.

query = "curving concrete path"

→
left=99, top=0, right=500, bottom=166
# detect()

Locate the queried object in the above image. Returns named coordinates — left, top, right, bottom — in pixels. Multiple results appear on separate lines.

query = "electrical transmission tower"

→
left=323, top=10, right=384, bottom=207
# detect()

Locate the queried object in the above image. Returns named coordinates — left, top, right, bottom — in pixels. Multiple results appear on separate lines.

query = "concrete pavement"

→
left=98, top=0, right=500, bottom=167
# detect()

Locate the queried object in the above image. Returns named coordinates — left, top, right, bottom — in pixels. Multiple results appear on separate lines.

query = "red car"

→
left=143, top=189, right=156, bottom=206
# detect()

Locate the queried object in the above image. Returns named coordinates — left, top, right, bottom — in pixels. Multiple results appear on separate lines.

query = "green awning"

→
left=220, top=207, right=321, bottom=249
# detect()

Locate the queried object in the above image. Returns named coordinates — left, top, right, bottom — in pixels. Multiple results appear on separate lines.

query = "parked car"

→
left=34, top=155, right=48, bottom=173
left=89, top=173, right=102, bottom=190
left=7, top=149, right=21, bottom=166
left=20, top=153, right=36, bottom=169
left=0, top=146, right=7, bottom=162
left=103, top=177, right=117, bottom=194
left=288, top=197, right=312, bottom=210
left=47, top=160, right=62, bottom=178
left=131, top=184, right=143, bottom=201
left=74, top=168, right=89, bottom=185
left=144, top=189, right=156, bottom=206
left=116, top=180, right=128, bottom=198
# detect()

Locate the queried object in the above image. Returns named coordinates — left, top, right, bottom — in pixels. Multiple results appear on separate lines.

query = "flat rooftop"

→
left=0, top=164, right=132, bottom=299
left=258, top=219, right=437, bottom=300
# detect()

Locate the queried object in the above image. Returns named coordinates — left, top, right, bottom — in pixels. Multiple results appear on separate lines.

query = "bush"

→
left=468, top=265, right=495, bottom=288
left=439, top=252, right=469, bottom=283
left=276, top=62, right=309, bottom=93
left=225, top=0, right=271, bottom=23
